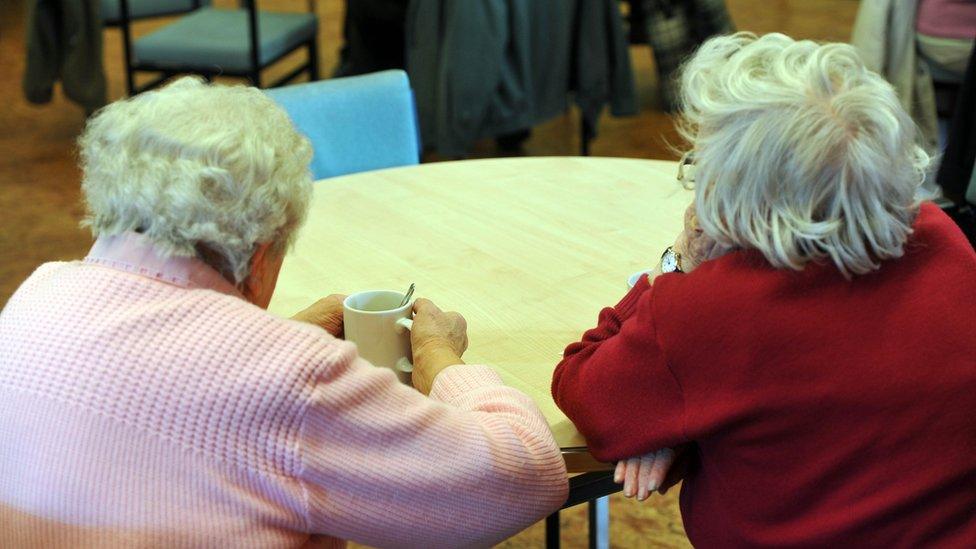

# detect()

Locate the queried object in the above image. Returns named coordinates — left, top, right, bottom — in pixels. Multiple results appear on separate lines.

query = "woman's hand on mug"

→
left=292, top=294, right=347, bottom=338
left=614, top=447, right=676, bottom=501
left=409, top=298, right=468, bottom=395
left=673, top=203, right=733, bottom=272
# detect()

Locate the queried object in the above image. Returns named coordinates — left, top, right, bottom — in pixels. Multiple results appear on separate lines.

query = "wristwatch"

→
left=660, top=246, right=683, bottom=273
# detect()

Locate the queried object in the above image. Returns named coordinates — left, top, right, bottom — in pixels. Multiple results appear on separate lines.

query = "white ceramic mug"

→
left=343, top=290, right=414, bottom=384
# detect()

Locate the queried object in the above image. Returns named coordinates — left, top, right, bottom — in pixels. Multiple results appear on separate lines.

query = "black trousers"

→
left=334, top=0, right=409, bottom=77
left=938, top=41, right=976, bottom=205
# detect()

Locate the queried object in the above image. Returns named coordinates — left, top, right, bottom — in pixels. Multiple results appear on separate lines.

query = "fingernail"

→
left=613, top=473, right=621, bottom=483
left=648, top=482, right=659, bottom=492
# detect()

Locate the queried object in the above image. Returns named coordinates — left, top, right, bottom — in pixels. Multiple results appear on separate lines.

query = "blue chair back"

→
left=266, top=70, right=421, bottom=180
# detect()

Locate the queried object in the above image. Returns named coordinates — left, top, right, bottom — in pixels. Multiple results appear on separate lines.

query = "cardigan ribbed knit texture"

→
left=0, top=234, right=567, bottom=548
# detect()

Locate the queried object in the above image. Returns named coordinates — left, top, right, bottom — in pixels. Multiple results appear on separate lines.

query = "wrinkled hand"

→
left=409, top=298, right=469, bottom=394
left=410, top=298, right=468, bottom=359
left=614, top=448, right=676, bottom=501
left=291, top=294, right=347, bottom=338
left=673, top=203, right=733, bottom=272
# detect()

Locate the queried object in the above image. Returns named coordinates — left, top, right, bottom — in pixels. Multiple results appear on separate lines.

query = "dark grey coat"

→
left=23, top=0, right=107, bottom=113
left=406, top=0, right=636, bottom=157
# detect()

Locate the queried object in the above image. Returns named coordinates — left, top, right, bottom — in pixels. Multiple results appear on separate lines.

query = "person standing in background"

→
left=916, top=0, right=976, bottom=80
left=853, top=0, right=976, bottom=201
left=640, top=0, right=735, bottom=111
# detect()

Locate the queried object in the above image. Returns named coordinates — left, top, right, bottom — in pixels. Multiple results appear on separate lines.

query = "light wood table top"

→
left=267, top=157, right=692, bottom=472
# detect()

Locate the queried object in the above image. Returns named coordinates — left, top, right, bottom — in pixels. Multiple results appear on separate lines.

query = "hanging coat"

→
left=23, top=0, right=107, bottom=113
left=406, top=0, right=636, bottom=157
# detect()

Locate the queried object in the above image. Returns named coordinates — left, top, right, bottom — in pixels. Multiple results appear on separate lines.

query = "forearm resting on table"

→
left=301, top=348, right=568, bottom=547
left=552, top=267, right=685, bottom=462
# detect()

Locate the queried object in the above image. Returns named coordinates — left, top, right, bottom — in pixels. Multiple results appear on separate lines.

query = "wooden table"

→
left=267, top=156, right=691, bottom=472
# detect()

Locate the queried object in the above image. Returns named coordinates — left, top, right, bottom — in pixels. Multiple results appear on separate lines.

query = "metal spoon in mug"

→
left=398, top=283, right=415, bottom=308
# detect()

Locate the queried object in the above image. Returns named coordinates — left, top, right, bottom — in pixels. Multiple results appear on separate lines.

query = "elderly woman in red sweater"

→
left=552, top=32, right=976, bottom=547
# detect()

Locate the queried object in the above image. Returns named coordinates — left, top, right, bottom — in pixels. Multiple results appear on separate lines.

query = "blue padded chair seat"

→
left=266, top=70, right=421, bottom=180
left=101, top=0, right=211, bottom=23
left=132, top=8, right=317, bottom=73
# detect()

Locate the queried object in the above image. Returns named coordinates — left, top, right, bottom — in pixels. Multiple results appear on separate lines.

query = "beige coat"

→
left=852, top=0, right=938, bottom=152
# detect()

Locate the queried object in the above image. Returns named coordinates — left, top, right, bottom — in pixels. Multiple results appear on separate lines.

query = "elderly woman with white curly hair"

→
left=0, top=77, right=568, bottom=547
left=553, top=33, right=976, bottom=546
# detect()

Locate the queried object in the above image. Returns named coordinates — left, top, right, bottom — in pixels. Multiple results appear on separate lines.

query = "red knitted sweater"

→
left=553, top=202, right=976, bottom=547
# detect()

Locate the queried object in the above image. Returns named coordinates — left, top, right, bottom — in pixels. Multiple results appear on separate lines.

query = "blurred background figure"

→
left=916, top=0, right=976, bottom=82
left=406, top=0, right=636, bottom=157
left=916, top=0, right=976, bottom=233
left=853, top=0, right=976, bottom=201
left=335, top=0, right=638, bottom=157
left=22, top=0, right=107, bottom=114
left=626, top=0, right=736, bottom=111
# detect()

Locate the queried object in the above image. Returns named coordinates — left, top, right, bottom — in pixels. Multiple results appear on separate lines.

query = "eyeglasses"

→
left=677, top=152, right=695, bottom=184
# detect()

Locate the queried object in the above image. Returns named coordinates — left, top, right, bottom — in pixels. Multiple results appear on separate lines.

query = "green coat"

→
left=406, top=0, right=636, bottom=156
left=23, top=0, right=107, bottom=113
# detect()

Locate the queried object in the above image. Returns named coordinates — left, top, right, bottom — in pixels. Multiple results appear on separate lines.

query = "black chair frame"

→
left=115, top=0, right=319, bottom=95
left=545, top=470, right=621, bottom=548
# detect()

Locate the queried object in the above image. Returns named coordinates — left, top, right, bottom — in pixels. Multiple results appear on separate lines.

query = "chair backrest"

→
left=101, top=0, right=210, bottom=25
left=266, top=70, right=421, bottom=180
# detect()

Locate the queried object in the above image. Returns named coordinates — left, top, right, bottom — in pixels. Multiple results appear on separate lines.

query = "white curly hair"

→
left=677, top=33, right=931, bottom=277
left=79, top=77, right=313, bottom=284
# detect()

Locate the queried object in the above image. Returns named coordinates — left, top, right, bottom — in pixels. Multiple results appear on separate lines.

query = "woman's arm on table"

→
left=553, top=204, right=732, bottom=500
left=551, top=274, right=687, bottom=463
left=296, top=301, right=568, bottom=548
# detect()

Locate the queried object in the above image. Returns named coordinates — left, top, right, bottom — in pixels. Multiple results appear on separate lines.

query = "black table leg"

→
left=544, top=471, right=621, bottom=547
left=580, top=113, right=596, bottom=156
left=545, top=511, right=561, bottom=549
left=588, top=500, right=598, bottom=548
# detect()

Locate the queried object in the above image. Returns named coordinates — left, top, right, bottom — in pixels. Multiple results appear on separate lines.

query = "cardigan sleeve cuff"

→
left=615, top=271, right=652, bottom=320
left=428, top=364, right=505, bottom=404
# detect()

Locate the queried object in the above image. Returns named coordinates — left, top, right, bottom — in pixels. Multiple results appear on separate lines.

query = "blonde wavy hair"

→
left=677, top=33, right=930, bottom=277
left=79, top=77, right=313, bottom=284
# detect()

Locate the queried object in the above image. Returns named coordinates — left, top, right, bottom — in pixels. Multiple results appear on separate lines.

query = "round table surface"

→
left=267, top=156, right=693, bottom=472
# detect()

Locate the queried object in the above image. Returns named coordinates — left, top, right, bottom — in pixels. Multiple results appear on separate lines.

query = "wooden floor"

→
left=0, top=1, right=857, bottom=547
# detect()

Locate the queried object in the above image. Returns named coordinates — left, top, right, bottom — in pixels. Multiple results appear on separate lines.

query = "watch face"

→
left=662, top=252, right=678, bottom=273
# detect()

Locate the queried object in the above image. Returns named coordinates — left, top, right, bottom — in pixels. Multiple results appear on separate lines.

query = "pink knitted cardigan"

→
left=0, top=233, right=568, bottom=547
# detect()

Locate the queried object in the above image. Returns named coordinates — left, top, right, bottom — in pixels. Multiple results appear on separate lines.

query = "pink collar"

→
left=84, top=232, right=243, bottom=298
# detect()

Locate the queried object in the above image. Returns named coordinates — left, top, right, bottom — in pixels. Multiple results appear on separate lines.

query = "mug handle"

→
left=395, top=317, right=413, bottom=333
left=394, top=318, right=414, bottom=374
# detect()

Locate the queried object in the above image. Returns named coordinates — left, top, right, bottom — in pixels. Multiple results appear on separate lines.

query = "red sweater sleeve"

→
left=551, top=274, right=688, bottom=462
